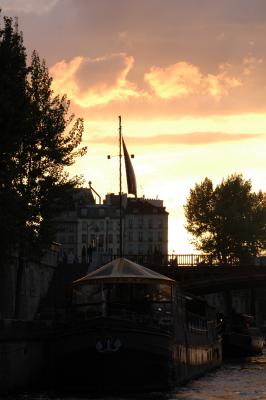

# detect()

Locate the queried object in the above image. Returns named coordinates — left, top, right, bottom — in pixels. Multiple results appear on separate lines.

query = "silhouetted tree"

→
left=184, top=174, right=266, bottom=263
left=0, top=14, right=86, bottom=316
left=0, top=14, right=29, bottom=257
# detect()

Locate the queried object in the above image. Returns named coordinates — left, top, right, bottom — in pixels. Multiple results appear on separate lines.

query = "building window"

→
left=69, top=224, right=74, bottom=232
left=81, top=208, right=87, bottom=216
left=157, top=244, right=162, bottom=253
left=148, top=232, right=153, bottom=241
left=58, top=223, right=66, bottom=232
left=98, top=234, right=104, bottom=247
left=59, top=235, right=65, bottom=244
left=68, top=235, right=74, bottom=243
left=128, top=231, right=133, bottom=241
left=108, top=234, right=113, bottom=244
left=128, top=218, right=133, bottom=228
left=99, top=220, right=104, bottom=230
left=158, top=218, right=163, bottom=228
left=138, top=217, right=143, bottom=228
left=82, top=234, right=87, bottom=243
left=158, top=231, right=162, bottom=241
left=109, top=220, right=113, bottom=231
left=148, top=219, right=153, bottom=228
left=138, top=231, right=143, bottom=242
left=90, top=234, right=96, bottom=247
left=99, top=209, right=105, bottom=216
left=82, top=222, right=87, bottom=232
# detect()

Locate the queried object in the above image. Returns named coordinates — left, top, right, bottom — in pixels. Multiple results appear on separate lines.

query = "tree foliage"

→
left=184, top=174, right=266, bottom=262
left=0, top=14, right=87, bottom=260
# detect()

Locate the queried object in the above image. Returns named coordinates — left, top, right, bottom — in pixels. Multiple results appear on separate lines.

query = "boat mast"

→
left=119, top=115, right=123, bottom=258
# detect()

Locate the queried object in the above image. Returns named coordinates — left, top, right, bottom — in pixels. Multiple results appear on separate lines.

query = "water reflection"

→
left=9, top=351, right=266, bottom=400
left=171, top=351, right=266, bottom=400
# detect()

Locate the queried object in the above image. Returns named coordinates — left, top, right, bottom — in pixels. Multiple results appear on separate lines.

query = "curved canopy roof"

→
left=73, top=258, right=175, bottom=286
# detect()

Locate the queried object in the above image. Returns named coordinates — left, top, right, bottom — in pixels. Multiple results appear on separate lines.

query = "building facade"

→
left=55, top=187, right=168, bottom=265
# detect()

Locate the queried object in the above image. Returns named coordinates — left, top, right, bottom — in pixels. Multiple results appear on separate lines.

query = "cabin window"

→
left=72, top=283, right=173, bottom=312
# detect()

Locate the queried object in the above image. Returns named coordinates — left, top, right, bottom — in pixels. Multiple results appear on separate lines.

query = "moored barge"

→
left=50, top=258, right=222, bottom=391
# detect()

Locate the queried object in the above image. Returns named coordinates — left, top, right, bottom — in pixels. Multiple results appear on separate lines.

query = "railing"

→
left=60, top=252, right=266, bottom=268
left=104, top=253, right=243, bottom=267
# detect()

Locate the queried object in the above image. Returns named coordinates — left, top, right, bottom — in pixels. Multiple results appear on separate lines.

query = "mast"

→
left=119, top=115, right=123, bottom=258
left=108, top=116, right=136, bottom=258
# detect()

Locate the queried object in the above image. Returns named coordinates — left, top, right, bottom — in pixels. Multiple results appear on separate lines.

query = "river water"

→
left=8, top=351, right=266, bottom=400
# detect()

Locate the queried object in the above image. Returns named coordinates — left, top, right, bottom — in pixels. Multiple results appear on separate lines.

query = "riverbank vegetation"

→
left=184, top=174, right=266, bottom=263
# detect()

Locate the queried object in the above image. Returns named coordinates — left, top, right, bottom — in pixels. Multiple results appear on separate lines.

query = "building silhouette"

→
left=54, top=185, right=168, bottom=266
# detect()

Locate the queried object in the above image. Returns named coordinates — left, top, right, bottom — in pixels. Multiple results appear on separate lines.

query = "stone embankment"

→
left=0, top=319, right=53, bottom=393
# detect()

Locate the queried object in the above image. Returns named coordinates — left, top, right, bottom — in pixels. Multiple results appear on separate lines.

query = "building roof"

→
left=73, top=187, right=96, bottom=206
left=126, top=197, right=168, bottom=215
left=72, top=257, right=174, bottom=285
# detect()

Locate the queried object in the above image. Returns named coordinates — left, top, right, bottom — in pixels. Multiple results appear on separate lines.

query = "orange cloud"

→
left=50, top=53, right=140, bottom=107
left=50, top=53, right=265, bottom=117
left=205, top=64, right=241, bottom=100
left=144, top=62, right=202, bottom=99
left=144, top=61, right=241, bottom=100
left=243, top=56, right=263, bottom=76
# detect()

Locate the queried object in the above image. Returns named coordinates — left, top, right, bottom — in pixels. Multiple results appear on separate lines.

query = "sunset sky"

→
left=2, top=0, right=266, bottom=253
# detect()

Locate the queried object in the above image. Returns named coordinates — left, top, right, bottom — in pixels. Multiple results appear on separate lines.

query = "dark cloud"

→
left=75, top=54, right=130, bottom=93
left=3, top=0, right=266, bottom=117
left=0, top=0, right=59, bottom=14
left=4, top=0, right=266, bottom=74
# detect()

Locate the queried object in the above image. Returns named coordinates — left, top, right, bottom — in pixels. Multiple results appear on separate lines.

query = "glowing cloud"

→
left=50, top=53, right=140, bottom=107
left=144, top=61, right=241, bottom=100
left=243, top=56, right=263, bottom=76
left=205, top=64, right=241, bottom=100
left=144, top=62, right=202, bottom=99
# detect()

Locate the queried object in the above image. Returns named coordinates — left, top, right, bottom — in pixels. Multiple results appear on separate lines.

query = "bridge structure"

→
left=114, top=254, right=266, bottom=295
